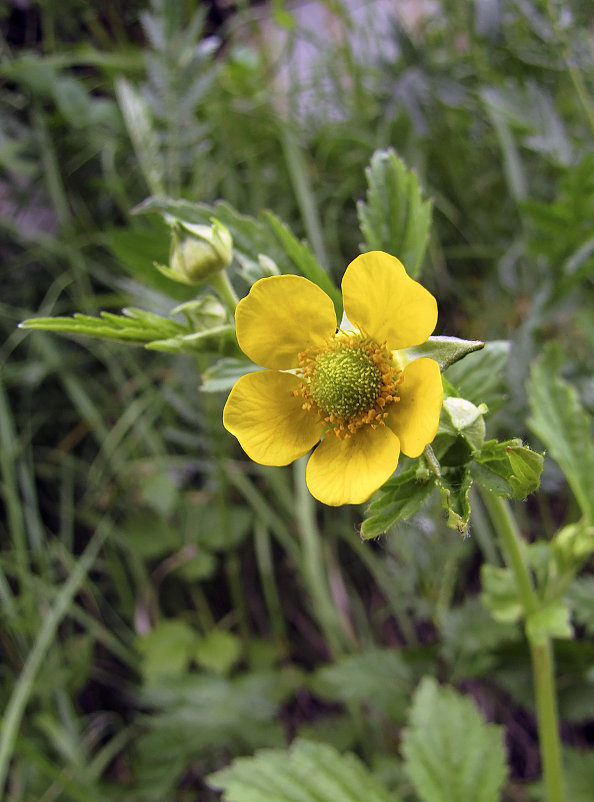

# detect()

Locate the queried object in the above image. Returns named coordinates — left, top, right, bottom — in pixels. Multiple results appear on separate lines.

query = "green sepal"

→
left=404, top=336, right=485, bottom=372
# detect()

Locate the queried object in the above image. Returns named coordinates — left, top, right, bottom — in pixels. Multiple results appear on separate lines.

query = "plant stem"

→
left=210, top=270, right=239, bottom=314
left=531, top=640, right=566, bottom=802
left=480, top=491, right=538, bottom=615
left=479, top=490, right=565, bottom=802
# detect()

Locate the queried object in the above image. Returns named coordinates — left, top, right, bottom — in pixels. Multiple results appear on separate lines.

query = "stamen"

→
left=294, top=332, right=402, bottom=439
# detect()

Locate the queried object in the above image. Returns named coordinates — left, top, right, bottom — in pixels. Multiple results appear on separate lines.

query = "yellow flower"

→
left=223, top=251, right=443, bottom=506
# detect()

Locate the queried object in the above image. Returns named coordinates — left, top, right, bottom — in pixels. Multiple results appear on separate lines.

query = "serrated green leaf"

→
left=405, top=336, right=485, bottom=372
left=526, top=601, right=573, bottom=646
left=19, top=308, right=189, bottom=346
left=506, top=443, right=544, bottom=498
left=147, top=324, right=239, bottom=355
left=115, top=77, right=165, bottom=195
left=208, top=738, right=398, bottom=802
left=357, top=148, right=432, bottom=278
left=437, top=466, right=472, bottom=535
left=361, top=467, right=436, bottom=538
left=310, top=650, right=414, bottom=722
left=527, top=345, right=594, bottom=522
left=471, top=439, right=543, bottom=500
left=402, top=677, right=507, bottom=802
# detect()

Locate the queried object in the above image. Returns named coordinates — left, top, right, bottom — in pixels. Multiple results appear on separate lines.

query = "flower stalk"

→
left=480, top=490, right=565, bottom=802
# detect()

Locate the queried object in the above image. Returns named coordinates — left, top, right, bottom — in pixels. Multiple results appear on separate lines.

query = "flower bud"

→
left=160, top=219, right=233, bottom=285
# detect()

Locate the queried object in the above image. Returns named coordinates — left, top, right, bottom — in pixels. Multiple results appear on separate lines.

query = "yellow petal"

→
left=223, top=371, right=323, bottom=465
left=341, top=251, right=437, bottom=349
left=388, top=358, right=442, bottom=457
left=306, top=425, right=400, bottom=506
left=236, top=275, right=337, bottom=370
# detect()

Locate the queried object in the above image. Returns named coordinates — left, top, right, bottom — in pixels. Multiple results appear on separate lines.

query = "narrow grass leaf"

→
left=0, top=521, right=110, bottom=791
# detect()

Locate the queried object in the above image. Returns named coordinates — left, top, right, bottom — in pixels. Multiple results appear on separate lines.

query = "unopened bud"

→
left=158, top=219, right=233, bottom=285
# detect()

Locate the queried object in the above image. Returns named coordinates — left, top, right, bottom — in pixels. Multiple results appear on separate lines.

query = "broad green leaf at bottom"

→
left=208, top=738, right=398, bottom=802
left=402, top=677, right=507, bottom=802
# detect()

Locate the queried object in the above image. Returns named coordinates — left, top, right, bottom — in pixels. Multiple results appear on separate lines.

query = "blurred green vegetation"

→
left=1, top=0, right=593, bottom=799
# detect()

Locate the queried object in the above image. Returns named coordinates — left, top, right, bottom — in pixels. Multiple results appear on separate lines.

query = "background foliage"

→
left=1, top=0, right=593, bottom=799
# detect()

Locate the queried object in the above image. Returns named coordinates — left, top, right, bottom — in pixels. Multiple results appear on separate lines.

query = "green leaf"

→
left=437, top=466, right=472, bottom=535
left=405, top=336, right=485, bottom=372
left=561, top=746, right=594, bottom=802
left=357, top=148, right=432, bottom=278
left=526, top=601, right=573, bottom=646
left=193, top=630, right=242, bottom=675
left=506, top=442, right=545, bottom=498
left=440, top=598, right=520, bottom=679
left=566, top=576, right=594, bottom=633
left=480, top=564, right=524, bottom=623
left=134, top=672, right=293, bottom=793
left=471, top=439, right=544, bottom=499
left=208, top=738, right=398, bottom=802
left=146, top=324, right=239, bottom=355
left=402, top=677, right=507, bottom=802
left=115, top=77, right=165, bottom=196
left=200, top=357, right=262, bottom=393
left=136, top=620, right=198, bottom=682
left=310, top=650, right=414, bottom=723
left=103, top=221, right=195, bottom=301
left=19, top=307, right=189, bottom=346
left=361, top=466, right=437, bottom=538
left=444, top=340, right=510, bottom=409
left=526, top=345, right=594, bottom=521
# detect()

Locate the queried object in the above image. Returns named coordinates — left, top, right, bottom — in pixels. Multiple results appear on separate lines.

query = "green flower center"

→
left=294, top=333, right=402, bottom=439
left=310, top=345, right=382, bottom=418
